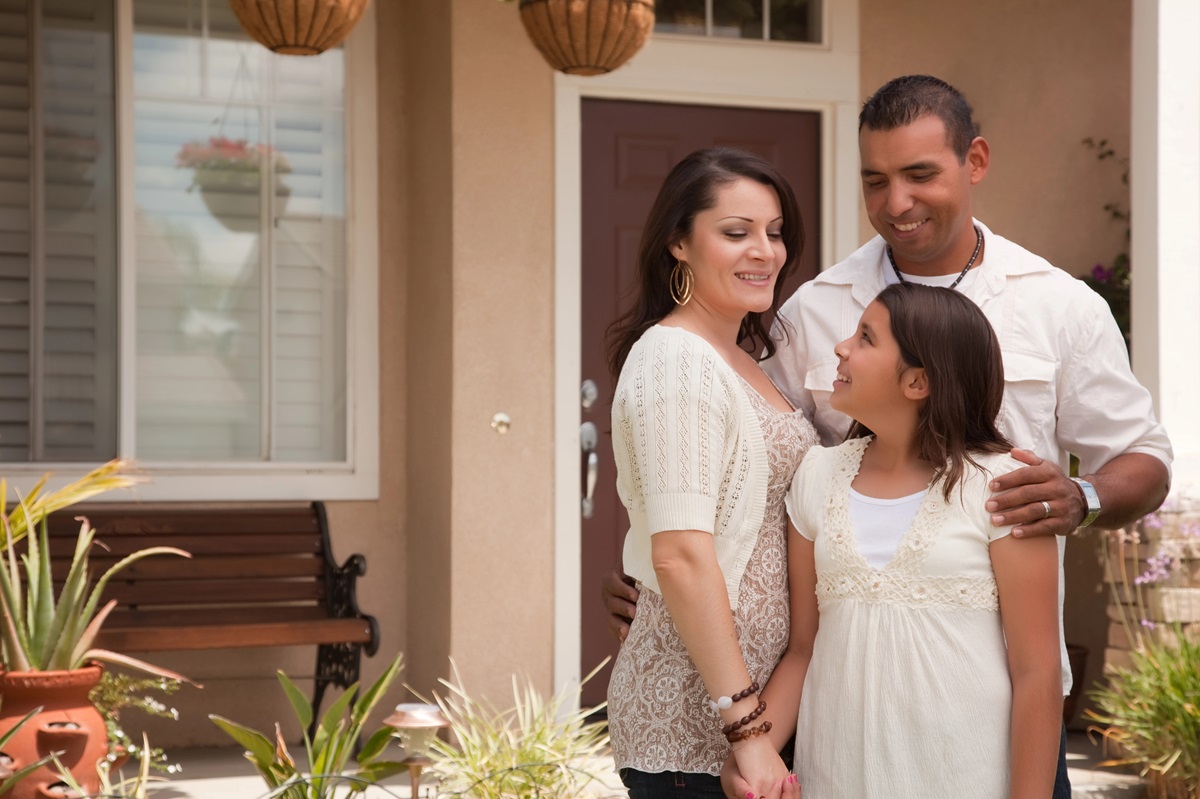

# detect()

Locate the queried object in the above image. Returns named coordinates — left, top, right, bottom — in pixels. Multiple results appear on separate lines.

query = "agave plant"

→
left=0, top=461, right=192, bottom=678
left=0, top=460, right=141, bottom=551
left=210, top=652, right=407, bottom=799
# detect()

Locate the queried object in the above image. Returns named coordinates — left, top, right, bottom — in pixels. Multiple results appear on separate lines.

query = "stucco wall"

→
left=397, top=0, right=559, bottom=705
left=860, top=0, right=1132, bottom=726
left=442, top=0, right=557, bottom=700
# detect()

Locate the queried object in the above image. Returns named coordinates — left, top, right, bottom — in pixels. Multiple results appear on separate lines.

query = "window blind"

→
left=0, top=0, right=117, bottom=463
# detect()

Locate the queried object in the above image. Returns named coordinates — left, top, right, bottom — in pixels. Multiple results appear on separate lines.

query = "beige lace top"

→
left=608, top=378, right=817, bottom=775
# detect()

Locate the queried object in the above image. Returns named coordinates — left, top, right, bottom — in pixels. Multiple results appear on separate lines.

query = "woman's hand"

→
left=729, top=736, right=796, bottom=799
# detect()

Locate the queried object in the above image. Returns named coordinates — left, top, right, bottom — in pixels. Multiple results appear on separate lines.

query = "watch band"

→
left=1070, top=477, right=1102, bottom=527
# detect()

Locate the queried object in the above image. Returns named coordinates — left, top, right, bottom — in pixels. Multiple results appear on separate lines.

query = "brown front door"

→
left=579, top=99, right=822, bottom=708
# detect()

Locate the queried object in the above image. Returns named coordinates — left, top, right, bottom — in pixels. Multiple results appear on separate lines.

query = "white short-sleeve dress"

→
left=786, top=438, right=1031, bottom=799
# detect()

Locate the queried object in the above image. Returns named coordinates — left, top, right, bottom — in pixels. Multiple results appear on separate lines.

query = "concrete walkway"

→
left=142, top=732, right=1143, bottom=798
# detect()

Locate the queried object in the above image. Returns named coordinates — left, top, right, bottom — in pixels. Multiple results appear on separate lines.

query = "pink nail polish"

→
left=746, top=792, right=755, bottom=799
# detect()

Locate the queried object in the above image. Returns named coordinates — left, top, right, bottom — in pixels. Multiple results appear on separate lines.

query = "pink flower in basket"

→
left=176, top=135, right=292, bottom=190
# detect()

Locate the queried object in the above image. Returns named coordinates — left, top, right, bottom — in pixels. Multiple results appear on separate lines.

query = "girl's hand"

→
left=730, top=737, right=793, bottom=799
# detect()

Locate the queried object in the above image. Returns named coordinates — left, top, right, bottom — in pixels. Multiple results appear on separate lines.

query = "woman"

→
left=606, top=148, right=815, bottom=799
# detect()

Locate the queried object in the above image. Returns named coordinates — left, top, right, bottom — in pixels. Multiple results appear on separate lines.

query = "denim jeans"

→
left=619, top=769, right=727, bottom=798
left=1053, top=723, right=1072, bottom=799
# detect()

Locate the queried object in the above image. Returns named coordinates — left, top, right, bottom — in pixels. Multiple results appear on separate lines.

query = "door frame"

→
left=552, top=1, right=863, bottom=691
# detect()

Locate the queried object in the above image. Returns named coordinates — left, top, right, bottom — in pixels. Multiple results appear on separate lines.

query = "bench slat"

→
left=51, top=555, right=324, bottom=581
left=106, top=606, right=332, bottom=628
left=52, top=509, right=321, bottom=537
left=95, top=619, right=374, bottom=652
left=46, top=533, right=323, bottom=557
left=103, top=580, right=323, bottom=606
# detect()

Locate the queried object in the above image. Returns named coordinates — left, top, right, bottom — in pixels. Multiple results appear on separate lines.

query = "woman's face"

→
left=830, top=300, right=911, bottom=420
left=670, top=178, right=786, bottom=318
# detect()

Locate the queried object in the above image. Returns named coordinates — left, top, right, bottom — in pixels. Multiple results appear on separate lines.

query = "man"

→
left=601, top=75, right=1173, bottom=798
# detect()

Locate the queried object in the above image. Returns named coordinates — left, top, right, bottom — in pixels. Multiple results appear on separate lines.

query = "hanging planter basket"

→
left=193, top=168, right=292, bottom=234
left=228, top=0, right=371, bottom=56
left=517, top=0, right=655, bottom=76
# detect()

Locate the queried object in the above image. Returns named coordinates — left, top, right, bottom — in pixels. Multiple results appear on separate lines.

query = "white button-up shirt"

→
left=764, top=220, right=1174, bottom=693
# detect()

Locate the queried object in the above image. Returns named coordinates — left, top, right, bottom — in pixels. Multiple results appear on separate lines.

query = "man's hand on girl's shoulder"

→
left=985, top=448, right=1085, bottom=538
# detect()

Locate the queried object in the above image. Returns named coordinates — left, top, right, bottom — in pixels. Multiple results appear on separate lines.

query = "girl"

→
left=731, top=283, right=1062, bottom=798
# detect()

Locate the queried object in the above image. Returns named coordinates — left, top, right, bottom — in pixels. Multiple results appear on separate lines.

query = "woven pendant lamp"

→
left=228, top=0, right=371, bottom=56
left=518, top=0, right=655, bottom=76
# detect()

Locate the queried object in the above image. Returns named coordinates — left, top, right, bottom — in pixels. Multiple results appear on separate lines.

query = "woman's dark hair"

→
left=605, top=147, right=803, bottom=380
left=847, top=283, right=1012, bottom=500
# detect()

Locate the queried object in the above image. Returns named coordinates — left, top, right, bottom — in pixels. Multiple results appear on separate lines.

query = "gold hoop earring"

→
left=670, top=260, right=693, bottom=306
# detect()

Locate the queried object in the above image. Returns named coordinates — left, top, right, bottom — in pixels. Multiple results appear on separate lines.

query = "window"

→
left=0, top=0, right=378, bottom=499
left=655, top=0, right=823, bottom=43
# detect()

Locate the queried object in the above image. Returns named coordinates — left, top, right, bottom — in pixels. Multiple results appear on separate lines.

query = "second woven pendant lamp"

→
left=517, top=0, right=655, bottom=76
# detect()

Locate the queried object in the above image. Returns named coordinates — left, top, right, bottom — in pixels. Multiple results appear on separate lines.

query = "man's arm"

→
left=986, top=449, right=1170, bottom=537
left=600, top=567, right=639, bottom=641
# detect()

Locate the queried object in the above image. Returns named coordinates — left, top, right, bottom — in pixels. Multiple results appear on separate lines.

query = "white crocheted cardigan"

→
left=612, top=325, right=768, bottom=608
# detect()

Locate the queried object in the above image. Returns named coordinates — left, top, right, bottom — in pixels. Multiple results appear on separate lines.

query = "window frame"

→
left=4, top=0, right=379, bottom=501
left=653, top=0, right=828, bottom=47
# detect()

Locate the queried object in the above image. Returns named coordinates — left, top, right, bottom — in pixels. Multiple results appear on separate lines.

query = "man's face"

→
left=859, top=115, right=986, bottom=273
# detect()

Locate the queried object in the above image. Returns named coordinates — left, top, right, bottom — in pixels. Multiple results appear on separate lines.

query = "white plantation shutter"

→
left=0, top=0, right=117, bottom=463
left=0, top=2, right=32, bottom=461
left=133, top=0, right=347, bottom=462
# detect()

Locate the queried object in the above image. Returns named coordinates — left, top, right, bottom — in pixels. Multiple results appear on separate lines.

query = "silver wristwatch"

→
left=1070, top=477, right=1101, bottom=527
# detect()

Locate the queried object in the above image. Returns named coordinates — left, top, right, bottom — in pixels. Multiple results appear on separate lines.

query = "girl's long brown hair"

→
left=606, top=147, right=804, bottom=381
left=847, top=283, right=1013, bottom=500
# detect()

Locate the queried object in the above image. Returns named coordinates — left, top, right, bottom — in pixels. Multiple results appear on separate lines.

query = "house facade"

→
left=6, top=0, right=1195, bottom=745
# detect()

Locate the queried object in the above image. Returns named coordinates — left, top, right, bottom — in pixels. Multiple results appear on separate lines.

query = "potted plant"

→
left=209, top=652, right=407, bottom=798
left=1086, top=514, right=1200, bottom=797
left=0, top=460, right=193, bottom=799
left=424, top=659, right=612, bottom=799
left=176, top=135, right=293, bottom=232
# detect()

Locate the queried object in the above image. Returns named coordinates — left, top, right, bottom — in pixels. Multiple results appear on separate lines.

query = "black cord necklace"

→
left=887, top=225, right=983, bottom=290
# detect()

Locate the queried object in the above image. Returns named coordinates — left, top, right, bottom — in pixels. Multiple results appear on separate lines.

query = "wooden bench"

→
left=46, top=501, right=379, bottom=734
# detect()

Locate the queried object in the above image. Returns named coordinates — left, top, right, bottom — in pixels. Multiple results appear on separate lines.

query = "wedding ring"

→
left=1040, top=500, right=1052, bottom=519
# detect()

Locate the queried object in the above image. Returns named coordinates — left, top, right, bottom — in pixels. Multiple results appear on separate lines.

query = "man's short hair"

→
left=859, top=75, right=979, bottom=162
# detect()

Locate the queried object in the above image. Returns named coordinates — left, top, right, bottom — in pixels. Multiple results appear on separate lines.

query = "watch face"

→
left=1073, top=478, right=1101, bottom=525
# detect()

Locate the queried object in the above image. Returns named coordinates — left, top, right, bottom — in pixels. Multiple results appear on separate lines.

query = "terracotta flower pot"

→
left=518, top=0, right=655, bottom=76
left=0, top=664, right=108, bottom=799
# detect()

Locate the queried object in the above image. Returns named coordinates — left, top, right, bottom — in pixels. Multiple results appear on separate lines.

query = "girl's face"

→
left=831, top=300, right=919, bottom=421
left=670, top=178, right=786, bottom=319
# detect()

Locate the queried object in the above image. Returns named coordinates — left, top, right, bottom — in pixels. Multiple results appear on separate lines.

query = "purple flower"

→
left=1140, top=619, right=1157, bottom=630
left=1143, top=512, right=1164, bottom=530
left=1134, top=552, right=1173, bottom=585
left=1092, top=263, right=1115, bottom=283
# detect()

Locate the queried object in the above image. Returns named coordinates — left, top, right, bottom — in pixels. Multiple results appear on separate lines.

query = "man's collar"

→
left=816, top=219, right=1054, bottom=307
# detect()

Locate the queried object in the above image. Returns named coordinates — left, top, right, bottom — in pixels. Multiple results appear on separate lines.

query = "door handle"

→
left=581, top=421, right=599, bottom=519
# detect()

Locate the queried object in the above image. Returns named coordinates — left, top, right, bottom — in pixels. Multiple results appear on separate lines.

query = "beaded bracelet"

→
left=726, top=720, right=773, bottom=744
left=706, top=681, right=760, bottom=713
left=721, top=701, right=767, bottom=736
